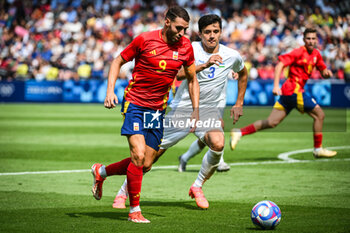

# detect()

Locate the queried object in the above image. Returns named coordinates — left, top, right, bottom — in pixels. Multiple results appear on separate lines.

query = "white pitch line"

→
left=1, top=146, right=349, bottom=176
left=277, top=146, right=350, bottom=161
left=151, top=158, right=350, bottom=170
left=0, top=169, right=91, bottom=176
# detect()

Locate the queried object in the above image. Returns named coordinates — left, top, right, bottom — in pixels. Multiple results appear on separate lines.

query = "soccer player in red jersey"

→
left=91, top=6, right=199, bottom=223
left=112, top=14, right=248, bottom=211
left=230, top=28, right=337, bottom=158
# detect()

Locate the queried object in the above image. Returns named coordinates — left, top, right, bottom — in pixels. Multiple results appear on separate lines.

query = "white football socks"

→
left=193, top=148, right=223, bottom=188
left=99, top=165, right=107, bottom=178
left=130, top=205, right=141, bottom=213
left=117, top=178, right=128, bottom=197
left=181, top=140, right=203, bottom=163
left=219, top=152, right=225, bottom=164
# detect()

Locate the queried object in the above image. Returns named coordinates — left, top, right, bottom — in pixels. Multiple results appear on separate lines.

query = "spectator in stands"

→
left=344, top=55, right=350, bottom=83
left=77, top=62, right=92, bottom=79
left=0, top=0, right=348, bottom=81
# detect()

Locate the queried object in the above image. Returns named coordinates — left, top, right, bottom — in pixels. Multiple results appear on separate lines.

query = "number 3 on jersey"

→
left=157, top=60, right=167, bottom=72
left=208, top=67, right=215, bottom=78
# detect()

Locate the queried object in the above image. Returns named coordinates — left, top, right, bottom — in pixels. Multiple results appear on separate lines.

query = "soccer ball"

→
left=251, top=200, right=281, bottom=230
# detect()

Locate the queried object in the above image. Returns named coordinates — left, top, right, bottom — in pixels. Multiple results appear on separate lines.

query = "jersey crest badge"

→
left=172, top=51, right=178, bottom=60
left=133, top=122, right=139, bottom=131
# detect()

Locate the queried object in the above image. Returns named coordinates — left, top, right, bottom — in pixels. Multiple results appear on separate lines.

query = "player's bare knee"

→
left=318, top=111, right=325, bottom=121
left=268, top=119, right=280, bottom=128
left=212, top=143, right=224, bottom=152
left=210, top=138, right=225, bottom=151
left=130, top=151, right=145, bottom=165
left=268, top=121, right=278, bottom=128
left=206, top=132, right=224, bottom=151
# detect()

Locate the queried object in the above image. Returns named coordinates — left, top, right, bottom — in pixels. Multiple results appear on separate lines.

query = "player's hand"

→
left=104, top=93, right=118, bottom=109
left=322, top=69, right=333, bottom=79
left=206, top=55, right=223, bottom=67
left=190, top=108, right=199, bottom=132
left=230, top=105, right=243, bottom=124
left=232, top=71, right=239, bottom=80
left=272, top=86, right=282, bottom=96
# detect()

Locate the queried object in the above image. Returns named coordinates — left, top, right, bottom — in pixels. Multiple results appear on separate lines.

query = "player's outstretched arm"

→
left=104, top=55, right=127, bottom=109
left=230, top=66, right=248, bottom=124
left=184, top=62, right=200, bottom=132
left=272, top=62, right=285, bottom=96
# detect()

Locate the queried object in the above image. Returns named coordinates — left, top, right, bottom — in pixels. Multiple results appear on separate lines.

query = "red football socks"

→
left=241, top=124, right=257, bottom=136
left=314, top=133, right=323, bottom=148
left=105, top=158, right=143, bottom=206
left=105, top=157, right=131, bottom=176
left=127, top=162, right=143, bottom=207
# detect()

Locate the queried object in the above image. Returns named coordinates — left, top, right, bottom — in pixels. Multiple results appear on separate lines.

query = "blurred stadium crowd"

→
left=0, top=0, right=349, bottom=82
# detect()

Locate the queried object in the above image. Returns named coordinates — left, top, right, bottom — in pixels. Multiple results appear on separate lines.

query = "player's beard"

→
left=306, top=43, right=315, bottom=52
left=166, top=29, right=180, bottom=44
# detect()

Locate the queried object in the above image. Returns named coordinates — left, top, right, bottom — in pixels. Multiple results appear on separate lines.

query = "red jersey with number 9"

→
left=120, top=29, right=195, bottom=110
left=278, top=46, right=327, bottom=95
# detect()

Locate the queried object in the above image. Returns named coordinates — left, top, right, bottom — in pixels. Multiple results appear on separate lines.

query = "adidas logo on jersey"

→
left=149, top=50, right=156, bottom=55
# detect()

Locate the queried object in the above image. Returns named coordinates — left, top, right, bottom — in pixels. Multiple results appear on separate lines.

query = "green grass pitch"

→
left=0, top=104, right=349, bottom=232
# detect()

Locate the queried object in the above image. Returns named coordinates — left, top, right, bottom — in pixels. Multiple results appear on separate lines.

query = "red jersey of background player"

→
left=120, top=29, right=195, bottom=110
left=278, top=46, right=327, bottom=96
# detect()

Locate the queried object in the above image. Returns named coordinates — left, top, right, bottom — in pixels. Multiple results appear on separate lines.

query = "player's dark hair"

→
left=198, top=14, right=222, bottom=33
left=165, top=6, right=190, bottom=22
left=303, top=28, right=317, bottom=37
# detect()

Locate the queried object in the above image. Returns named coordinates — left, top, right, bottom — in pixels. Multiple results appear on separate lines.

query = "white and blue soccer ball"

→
left=251, top=200, right=281, bottom=230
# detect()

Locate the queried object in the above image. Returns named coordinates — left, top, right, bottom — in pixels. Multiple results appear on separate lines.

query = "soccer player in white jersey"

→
left=112, top=14, right=248, bottom=210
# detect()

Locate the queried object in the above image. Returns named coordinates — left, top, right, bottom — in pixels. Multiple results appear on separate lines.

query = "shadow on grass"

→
left=246, top=227, right=265, bottom=231
left=66, top=201, right=204, bottom=220
left=178, top=169, right=200, bottom=173
left=141, top=200, right=201, bottom=211
left=66, top=211, right=128, bottom=221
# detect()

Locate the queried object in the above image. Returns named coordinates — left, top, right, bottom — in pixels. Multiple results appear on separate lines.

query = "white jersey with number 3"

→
left=170, top=41, right=245, bottom=109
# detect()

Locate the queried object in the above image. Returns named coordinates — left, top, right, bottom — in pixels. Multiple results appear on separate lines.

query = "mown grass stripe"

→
left=1, top=158, right=349, bottom=176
